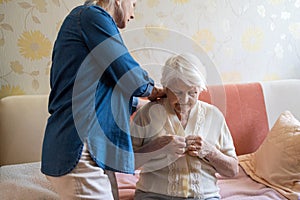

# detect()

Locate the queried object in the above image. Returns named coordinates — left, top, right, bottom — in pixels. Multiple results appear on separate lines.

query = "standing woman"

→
left=41, top=0, right=164, bottom=199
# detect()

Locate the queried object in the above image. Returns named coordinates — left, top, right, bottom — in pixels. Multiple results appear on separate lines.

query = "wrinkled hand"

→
left=148, top=87, right=166, bottom=101
left=151, top=135, right=186, bottom=156
left=185, top=135, right=213, bottom=158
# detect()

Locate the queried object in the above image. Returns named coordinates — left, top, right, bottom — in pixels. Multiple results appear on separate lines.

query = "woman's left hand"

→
left=185, top=135, right=214, bottom=157
left=148, top=87, right=166, bottom=101
left=185, top=135, right=239, bottom=177
left=185, top=135, right=202, bottom=157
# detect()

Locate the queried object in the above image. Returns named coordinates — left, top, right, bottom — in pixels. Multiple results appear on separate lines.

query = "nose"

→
left=128, top=15, right=134, bottom=22
left=178, top=94, right=188, bottom=104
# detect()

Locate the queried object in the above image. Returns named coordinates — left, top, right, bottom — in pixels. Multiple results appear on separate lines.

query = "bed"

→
left=1, top=79, right=299, bottom=200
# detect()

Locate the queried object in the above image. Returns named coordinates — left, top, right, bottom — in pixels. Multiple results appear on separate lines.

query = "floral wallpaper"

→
left=0, top=0, right=300, bottom=98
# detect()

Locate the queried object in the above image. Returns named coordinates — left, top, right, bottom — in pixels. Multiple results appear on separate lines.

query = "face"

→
left=114, top=0, right=136, bottom=29
left=165, top=78, right=201, bottom=117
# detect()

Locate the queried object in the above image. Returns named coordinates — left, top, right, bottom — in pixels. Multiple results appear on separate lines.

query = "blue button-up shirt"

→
left=41, top=4, right=154, bottom=176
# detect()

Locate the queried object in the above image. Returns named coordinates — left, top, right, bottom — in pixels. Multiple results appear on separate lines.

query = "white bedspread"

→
left=0, top=162, right=287, bottom=200
left=0, top=162, right=58, bottom=200
left=218, top=167, right=287, bottom=200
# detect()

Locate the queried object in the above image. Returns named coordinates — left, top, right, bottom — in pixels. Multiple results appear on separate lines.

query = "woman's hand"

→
left=134, top=135, right=186, bottom=169
left=159, top=135, right=186, bottom=156
left=148, top=87, right=166, bottom=101
left=139, top=135, right=186, bottom=156
left=185, top=135, right=239, bottom=177
left=185, top=135, right=213, bottom=157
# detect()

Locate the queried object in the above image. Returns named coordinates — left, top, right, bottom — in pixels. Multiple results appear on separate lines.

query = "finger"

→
left=185, top=135, right=195, bottom=140
left=176, top=147, right=186, bottom=155
left=194, top=137, right=202, bottom=144
left=187, top=150, right=198, bottom=157
left=174, top=135, right=186, bottom=142
left=186, top=139, right=196, bottom=146
left=186, top=135, right=200, bottom=139
left=187, top=145, right=197, bottom=151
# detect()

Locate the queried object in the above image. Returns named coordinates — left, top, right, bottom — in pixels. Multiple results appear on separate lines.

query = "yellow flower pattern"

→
left=241, top=28, right=264, bottom=52
left=0, top=85, right=26, bottom=99
left=32, top=0, right=47, bottom=13
left=10, top=61, right=24, bottom=75
left=267, top=0, right=284, bottom=5
left=0, top=0, right=299, bottom=98
left=0, top=0, right=12, bottom=4
left=0, top=14, right=13, bottom=46
left=144, top=25, right=170, bottom=43
left=146, top=0, right=159, bottom=7
left=172, top=0, right=190, bottom=4
left=17, top=30, right=52, bottom=61
left=192, top=30, right=216, bottom=52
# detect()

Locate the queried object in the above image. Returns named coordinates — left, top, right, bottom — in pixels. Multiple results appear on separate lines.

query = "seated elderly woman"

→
left=130, top=53, right=239, bottom=200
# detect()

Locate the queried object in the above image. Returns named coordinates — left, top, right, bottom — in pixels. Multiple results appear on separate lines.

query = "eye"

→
left=188, top=90, right=198, bottom=97
left=174, top=90, right=183, bottom=95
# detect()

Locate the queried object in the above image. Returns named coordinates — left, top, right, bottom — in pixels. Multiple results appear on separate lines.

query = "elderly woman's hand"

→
left=140, top=135, right=186, bottom=158
left=134, top=135, right=186, bottom=169
left=154, top=135, right=186, bottom=156
left=135, top=135, right=186, bottom=156
left=185, top=135, right=214, bottom=158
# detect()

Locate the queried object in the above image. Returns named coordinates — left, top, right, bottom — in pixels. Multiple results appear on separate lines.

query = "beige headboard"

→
left=0, top=95, right=49, bottom=166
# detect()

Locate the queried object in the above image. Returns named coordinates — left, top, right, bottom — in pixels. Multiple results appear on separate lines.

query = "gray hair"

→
left=161, top=53, right=207, bottom=91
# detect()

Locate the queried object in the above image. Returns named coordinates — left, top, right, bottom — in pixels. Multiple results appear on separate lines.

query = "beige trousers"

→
left=46, top=144, right=119, bottom=200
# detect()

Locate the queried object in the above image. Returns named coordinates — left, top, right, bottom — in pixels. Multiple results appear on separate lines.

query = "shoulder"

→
left=68, top=5, right=108, bottom=17
left=133, top=99, right=167, bottom=121
left=137, top=99, right=166, bottom=114
left=80, top=5, right=111, bottom=17
left=78, top=5, right=115, bottom=27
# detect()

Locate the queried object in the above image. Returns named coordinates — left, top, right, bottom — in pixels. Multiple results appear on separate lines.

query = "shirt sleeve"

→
left=79, top=6, right=154, bottom=97
left=219, top=116, right=237, bottom=158
left=130, top=97, right=139, bottom=114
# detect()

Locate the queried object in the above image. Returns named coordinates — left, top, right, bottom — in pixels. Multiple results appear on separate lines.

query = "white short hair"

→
left=161, top=53, right=207, bottom=91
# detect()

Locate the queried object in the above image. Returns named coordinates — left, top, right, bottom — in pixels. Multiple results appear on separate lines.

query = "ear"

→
left=115, top=0, right=121, bottom=7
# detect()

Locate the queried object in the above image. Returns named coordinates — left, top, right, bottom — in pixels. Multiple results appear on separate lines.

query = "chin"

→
left=117, top=21, right=127, bottom=29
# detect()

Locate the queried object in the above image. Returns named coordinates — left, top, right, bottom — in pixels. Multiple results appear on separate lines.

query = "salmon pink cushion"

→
left=199, top=82, right=269, bottom=155
left=116, top=171, right=140, bottom=200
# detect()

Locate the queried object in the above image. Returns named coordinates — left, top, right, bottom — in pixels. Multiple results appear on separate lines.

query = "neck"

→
left=176, top=111, right=190, bottom=128
left=96, top=1, right=114, bottom=16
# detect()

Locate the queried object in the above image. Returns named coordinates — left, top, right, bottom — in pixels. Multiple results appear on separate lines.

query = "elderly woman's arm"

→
left=203, top=145, right=239, bottom=177
left=186, top=135, right=239, bottom=177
